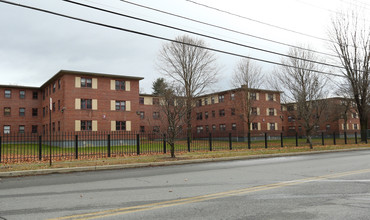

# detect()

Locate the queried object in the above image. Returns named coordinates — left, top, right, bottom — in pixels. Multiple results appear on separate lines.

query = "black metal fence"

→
left=0, top=131, right=366, bottom=163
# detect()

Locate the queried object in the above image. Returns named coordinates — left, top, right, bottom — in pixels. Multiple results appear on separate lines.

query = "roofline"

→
left=0, top=84, right=40, bottom=90
left=40, top=70, right=144, bottom=88
left=197, top=87, right=283, bottom=98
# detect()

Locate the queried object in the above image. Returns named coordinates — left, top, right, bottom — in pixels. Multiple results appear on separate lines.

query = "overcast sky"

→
left=0, top=0, right=369, bottom=94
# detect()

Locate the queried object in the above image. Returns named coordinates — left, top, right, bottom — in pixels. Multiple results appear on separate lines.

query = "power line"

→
left=119, top=0, right=338, bottom=58
left=62, top=0, right=345, bottom=70
left=0, top=0, right=344, bottom=78
left=185, top=0, right=334, bottom=44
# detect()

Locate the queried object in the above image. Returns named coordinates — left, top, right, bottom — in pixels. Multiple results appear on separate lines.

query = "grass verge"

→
left=1, top=143, right=369, bottom=172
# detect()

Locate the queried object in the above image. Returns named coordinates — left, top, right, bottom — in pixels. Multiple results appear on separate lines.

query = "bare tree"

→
left=328, top=9, right=370, bottom=142
left=155, top=85, right=187, bottom=158
left=273, top=46, right=328, bottom=148
left=157, top=35, right=219, bottom=139
left=231, top=58, right=264, bottom=134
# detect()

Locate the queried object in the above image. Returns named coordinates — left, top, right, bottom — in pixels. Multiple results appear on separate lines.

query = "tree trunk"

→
left=170, top=142, right=175, bottom=158
left=360, top=117, right=368, bottom=142
left=307, top=135, right=313, bottom=149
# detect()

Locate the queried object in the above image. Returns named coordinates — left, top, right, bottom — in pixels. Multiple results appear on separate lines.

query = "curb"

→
left=1, top=147, right=369, bottom=178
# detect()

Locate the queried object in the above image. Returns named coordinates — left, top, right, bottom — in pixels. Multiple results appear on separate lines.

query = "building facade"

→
left=0, top=70, right=143, bottom=134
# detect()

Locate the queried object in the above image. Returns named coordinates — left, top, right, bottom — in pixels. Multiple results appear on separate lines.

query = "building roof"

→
left=0, top=84, right=40, bottom=90
left=40, top=70, right=144, bottom=88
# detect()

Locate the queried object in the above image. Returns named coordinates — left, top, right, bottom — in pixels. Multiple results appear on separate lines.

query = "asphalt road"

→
left=1, top=150, right=370, bottom=220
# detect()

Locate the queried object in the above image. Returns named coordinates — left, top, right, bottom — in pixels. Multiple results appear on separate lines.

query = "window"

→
left=288, top=116, right=295, bottom=122
left=326, top=124, right=331, bottom=131
left=250, top=107, right=257, bottom=115
left=196, top=112, right=203, bottom=120
left=19, top=108, right=25, bottom=116
left=153, top=112, right=160, bottom=119
left=140, top=126, right=145, bottom=132
left=33, top=91, right=38, bottom=99
left=196, top=126, right=204, bottom=133
left=19, top=125, right=25, bottom=134
left=212, top=124, right=216, bottom=131
left=231, top=108, right=235, bottom=116
left=354, top=124, right=358, bottom=130
left=219, top=109, right=225, bottom=117
left=32, top=108, right=38, bottom=117
left=196, top=99, right=202, bottom=107
left=53, top=83, right=56, bottom=93
left=205, top=125, right=209, bottom=132
left=153, top=126, right=160, bottom=133
left=32, top=125, right=38, bottom=134
left=20, top=90, right=25, bottom=99
left=52, top=102, right=56, bottom=112
left=152, top=98, right=159, bottom=105
left=43, top=107, right=45, bottom=117
left=218, top=94, right=225, bottom=103
left=232, top=123, right=236, bottom=130
left=270, top=123, right=276, bottom=131
left=4, top=90, right=11, bottom=98
left=211, top=97, right=215, bottom=104
left=4, top=107, right=10, bottom=116
left=252, top=123, right=258, bottom=130
left=58, top=121, right=60, bottom=132
left=205, top=111, right=209, bottom=119
left=43, top=125, right=45, bottom=135
left=352, top=113, right=358, bottom=118
left=212, top=110, right=215, bottom=117
left=219, top=124, right=226, bottom=131
left=289, top=126, right=296, bottom=131
left=231, top=93, right=235, bottom=100
left=115, top=80, right=125, bottom=90
left=4, top=125, right=10, bottom=134
left=42, top=90, right=45, bottom=100
left=314, top=125, right=320, bottom=131
left=52, top=122, right=55, bottom=132
left=116, top=121, right=126, bottom=131
left=140, top=111, right=145, bottom=119
left=115, top=101, right=126, bottom=111
left=268, top=93, right=274, bottom=101
left=58, top=79, right=61, bottom=89
left=250, top=92, right=256, bottom=100
left=81, top=78, right=92, bottom=88
left=81, top=99, right=92, bottom=109
left=58, top=100, right=60, bottom=111
left=139, top=97, right=144, bottom=105
left=204, top=98, right=208, bottom=105
left=298, top=126, right=302, bottom=131
left=81, top=120, right=92, bottom=131
left=269, top=108, right=275, bottom=116
left=287, top=105, right=294, bottom=111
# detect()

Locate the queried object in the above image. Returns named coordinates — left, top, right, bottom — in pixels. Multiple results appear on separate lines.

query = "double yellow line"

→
left=50, top=168, right=370, bottom=220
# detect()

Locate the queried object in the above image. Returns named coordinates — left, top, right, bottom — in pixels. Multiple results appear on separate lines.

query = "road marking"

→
left=49, top=168, right=370, bottom=220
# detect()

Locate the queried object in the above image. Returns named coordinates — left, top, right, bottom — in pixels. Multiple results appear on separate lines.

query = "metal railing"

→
left=0, top=131, right=366, bottom=163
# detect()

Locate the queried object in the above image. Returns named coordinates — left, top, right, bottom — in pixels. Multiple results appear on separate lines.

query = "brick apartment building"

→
left=138, top=88, right=283, bottom=137
left=0, top=70, right=361, bottom=137
left=0, top=70, right=143, bottom=134
left=282, top=98, right=360, bottom=137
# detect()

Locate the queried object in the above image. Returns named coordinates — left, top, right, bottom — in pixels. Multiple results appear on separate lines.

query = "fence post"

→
left=366, top=132, right=368, bottom=144
left=39, top=136, right=42, bottom=161
left=333, top=132, right=336, bottom=145
left=265, top=133, right=268, bottom=149
left=136, top=133, right=140, bottom=155
left=295, top=132, right=298, bottom=147
left=187, top=136, right=191, bottom=152
left=75, top=135, right=78, bottom=159
left=322, top=132, right=324, bottom=146
left=209, top=133, right=212, bottom=151
left=248, top=132, right=251, bottom=149
left=344, top=132, right=347, bottom=144
left=107, top=134, right=111, bottom=157
left=229, top=133, right=232, bottom=150
left=163, top=134, right=167, bottom=154
left=355, top=132, right=358, bottom=144
left=0, top=136, right=2, bottom=163
left=280, top=133, right=283, bottom=148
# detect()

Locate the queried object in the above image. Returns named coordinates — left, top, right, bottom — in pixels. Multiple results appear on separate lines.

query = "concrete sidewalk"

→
left=1, top=147, right=369, bottom=178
